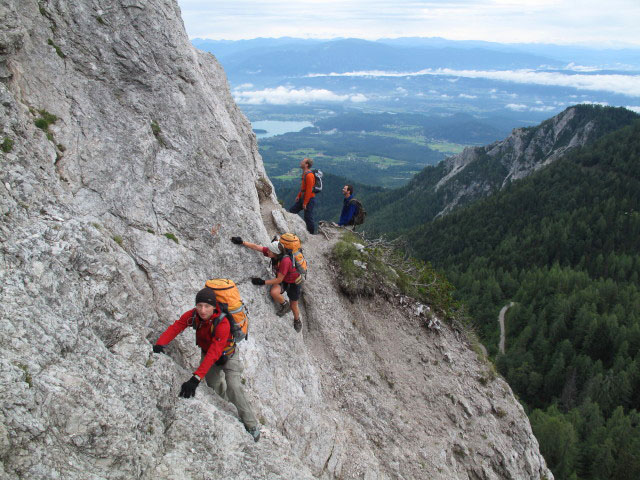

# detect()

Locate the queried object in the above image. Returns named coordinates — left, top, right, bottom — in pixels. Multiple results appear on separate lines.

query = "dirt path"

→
left=498, top=302, right=515, bottom=354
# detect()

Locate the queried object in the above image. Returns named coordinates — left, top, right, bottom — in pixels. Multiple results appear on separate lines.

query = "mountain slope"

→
left=365, top=105, right=640, bottom=235
left=407, top=120, right=640, bottom=480
left=0, top=1, right=551, bottom=479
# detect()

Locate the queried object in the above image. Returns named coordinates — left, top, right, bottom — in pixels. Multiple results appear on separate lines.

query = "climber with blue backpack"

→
left=152, top=283, right=260, bottom=441
left=232, top=235, right=305, bottom=333
left=338, top=184, right=366, bottom=229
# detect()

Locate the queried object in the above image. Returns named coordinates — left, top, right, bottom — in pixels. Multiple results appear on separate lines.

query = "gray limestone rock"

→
left=433, top=106, right=613, bottom=217
left=0, top=1, right=552, bottom=479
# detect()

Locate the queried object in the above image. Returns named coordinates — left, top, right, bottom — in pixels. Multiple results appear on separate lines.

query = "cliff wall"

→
left=0, top=1, right=551, bottom=478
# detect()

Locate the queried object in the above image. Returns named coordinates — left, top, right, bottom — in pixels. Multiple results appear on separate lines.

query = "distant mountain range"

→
left=199, top=38, right=564, bottom=79
left=193, top=37, right=640, bottom=71
left=192, top=37, right=640, bottom=128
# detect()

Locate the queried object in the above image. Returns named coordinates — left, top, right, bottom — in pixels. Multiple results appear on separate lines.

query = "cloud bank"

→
left=232, top=86, right=367, bottom=105
left=307, top=68, right=640, bottom=97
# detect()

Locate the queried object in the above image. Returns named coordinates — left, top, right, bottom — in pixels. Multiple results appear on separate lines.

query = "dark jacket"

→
left=338, top=195, right=357, bottom=226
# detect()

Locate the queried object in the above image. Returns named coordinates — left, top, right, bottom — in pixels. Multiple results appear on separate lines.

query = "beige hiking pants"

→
left=201, top=351, right=258, bottom=430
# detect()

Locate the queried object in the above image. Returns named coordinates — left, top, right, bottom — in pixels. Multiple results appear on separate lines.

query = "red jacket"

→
left=156, top=307, right=232, bottom=378
left=295, top=170, right=316, bottom=207
left=262, top=247, right=300, bottom=283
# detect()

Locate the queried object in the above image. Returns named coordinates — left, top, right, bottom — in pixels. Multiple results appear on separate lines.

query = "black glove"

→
left=215, top=355, right=229, bottom=366
left=251, top=277, right=265, bottom=285
left=231, top=236, right=243, bottom=245
left=179, top=376, right=200, bottom=398
left=152, top=344, right=165, bottom=354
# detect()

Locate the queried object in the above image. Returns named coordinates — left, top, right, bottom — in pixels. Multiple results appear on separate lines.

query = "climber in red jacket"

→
left=152, top=287, right=260, bottom=441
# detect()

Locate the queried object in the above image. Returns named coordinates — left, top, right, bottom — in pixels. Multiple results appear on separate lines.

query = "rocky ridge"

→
left=433, top=105, right=635, bottom=217
left=1, top=1, right=551, bottom=479
left=364, top=105, right=638, bottom=235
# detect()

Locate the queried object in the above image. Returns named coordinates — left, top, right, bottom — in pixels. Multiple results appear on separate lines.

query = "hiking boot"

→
left=246, top=426, right=261, bottom=442
left=276, top=301, right=291, bottom=317
left=293, top=317, right=302, bottom=333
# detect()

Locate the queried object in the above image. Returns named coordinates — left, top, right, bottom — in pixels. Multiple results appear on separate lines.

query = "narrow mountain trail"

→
left=498, top=302, right=515, bottom=354
left=255, top=203, right=549, bottom=478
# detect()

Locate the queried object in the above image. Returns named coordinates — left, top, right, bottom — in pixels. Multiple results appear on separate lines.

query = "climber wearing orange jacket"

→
left=288, top=157, right=316, bottom=234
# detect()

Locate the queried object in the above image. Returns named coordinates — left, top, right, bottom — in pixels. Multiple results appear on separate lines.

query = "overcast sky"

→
left=176, top=0, right=640, bottom=47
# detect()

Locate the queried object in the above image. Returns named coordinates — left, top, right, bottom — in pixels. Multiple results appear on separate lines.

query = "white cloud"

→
left=232, top=85, right=367, bottom=104
left=530, top=105, right=557, bottom=112
left=564, top=63, right=601, bottom=72
left=307, top=68, right=640, bottom=97
left=626, top=106, right=640, bottom=113
left=350, top=93, right=368, bottom=102
left=506, top=100, right=603, bottom=113
left=459, top=93, right=477, bottom=99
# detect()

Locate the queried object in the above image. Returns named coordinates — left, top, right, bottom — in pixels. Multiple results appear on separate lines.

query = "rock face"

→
left=432, top=105, right=634, bottom=217
left=0, top=1, right=552, bottom=479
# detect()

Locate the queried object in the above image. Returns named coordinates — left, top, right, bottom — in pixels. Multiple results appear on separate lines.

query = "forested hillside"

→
left=364, top=105, right=639, bottom=236
left=408, top=120, right=640, bottom=480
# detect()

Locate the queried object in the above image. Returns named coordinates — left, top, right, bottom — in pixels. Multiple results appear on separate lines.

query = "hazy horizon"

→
left=177, top=1, right=640, bottom=48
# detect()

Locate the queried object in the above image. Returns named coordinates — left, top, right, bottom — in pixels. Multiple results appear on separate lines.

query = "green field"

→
left=256, top=111, right=493, bottom=188
left=427, top=142, right=467, bottom=154
left=259, top=127, right=445, bottom=188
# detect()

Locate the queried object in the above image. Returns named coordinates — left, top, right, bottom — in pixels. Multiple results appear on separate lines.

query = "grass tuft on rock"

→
left=47, top=39, right=66, bottom=59
left=332, top=231, right=468, bottom=325
left=164, top=233, right=179, bottom=244
left=1, top=137, right=14, bottom=153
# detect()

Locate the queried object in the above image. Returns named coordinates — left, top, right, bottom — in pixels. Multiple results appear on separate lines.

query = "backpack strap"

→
left=211, top=312, right=236, bottom=357
left=304, top=170, right=315, bottom=185
left=193, top=309, right=237, bottom=357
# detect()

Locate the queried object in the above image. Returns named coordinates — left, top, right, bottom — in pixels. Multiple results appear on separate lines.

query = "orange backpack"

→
left=278, top=233, right=307, bottom=284
left=204, top=279, right=249, bottom=342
